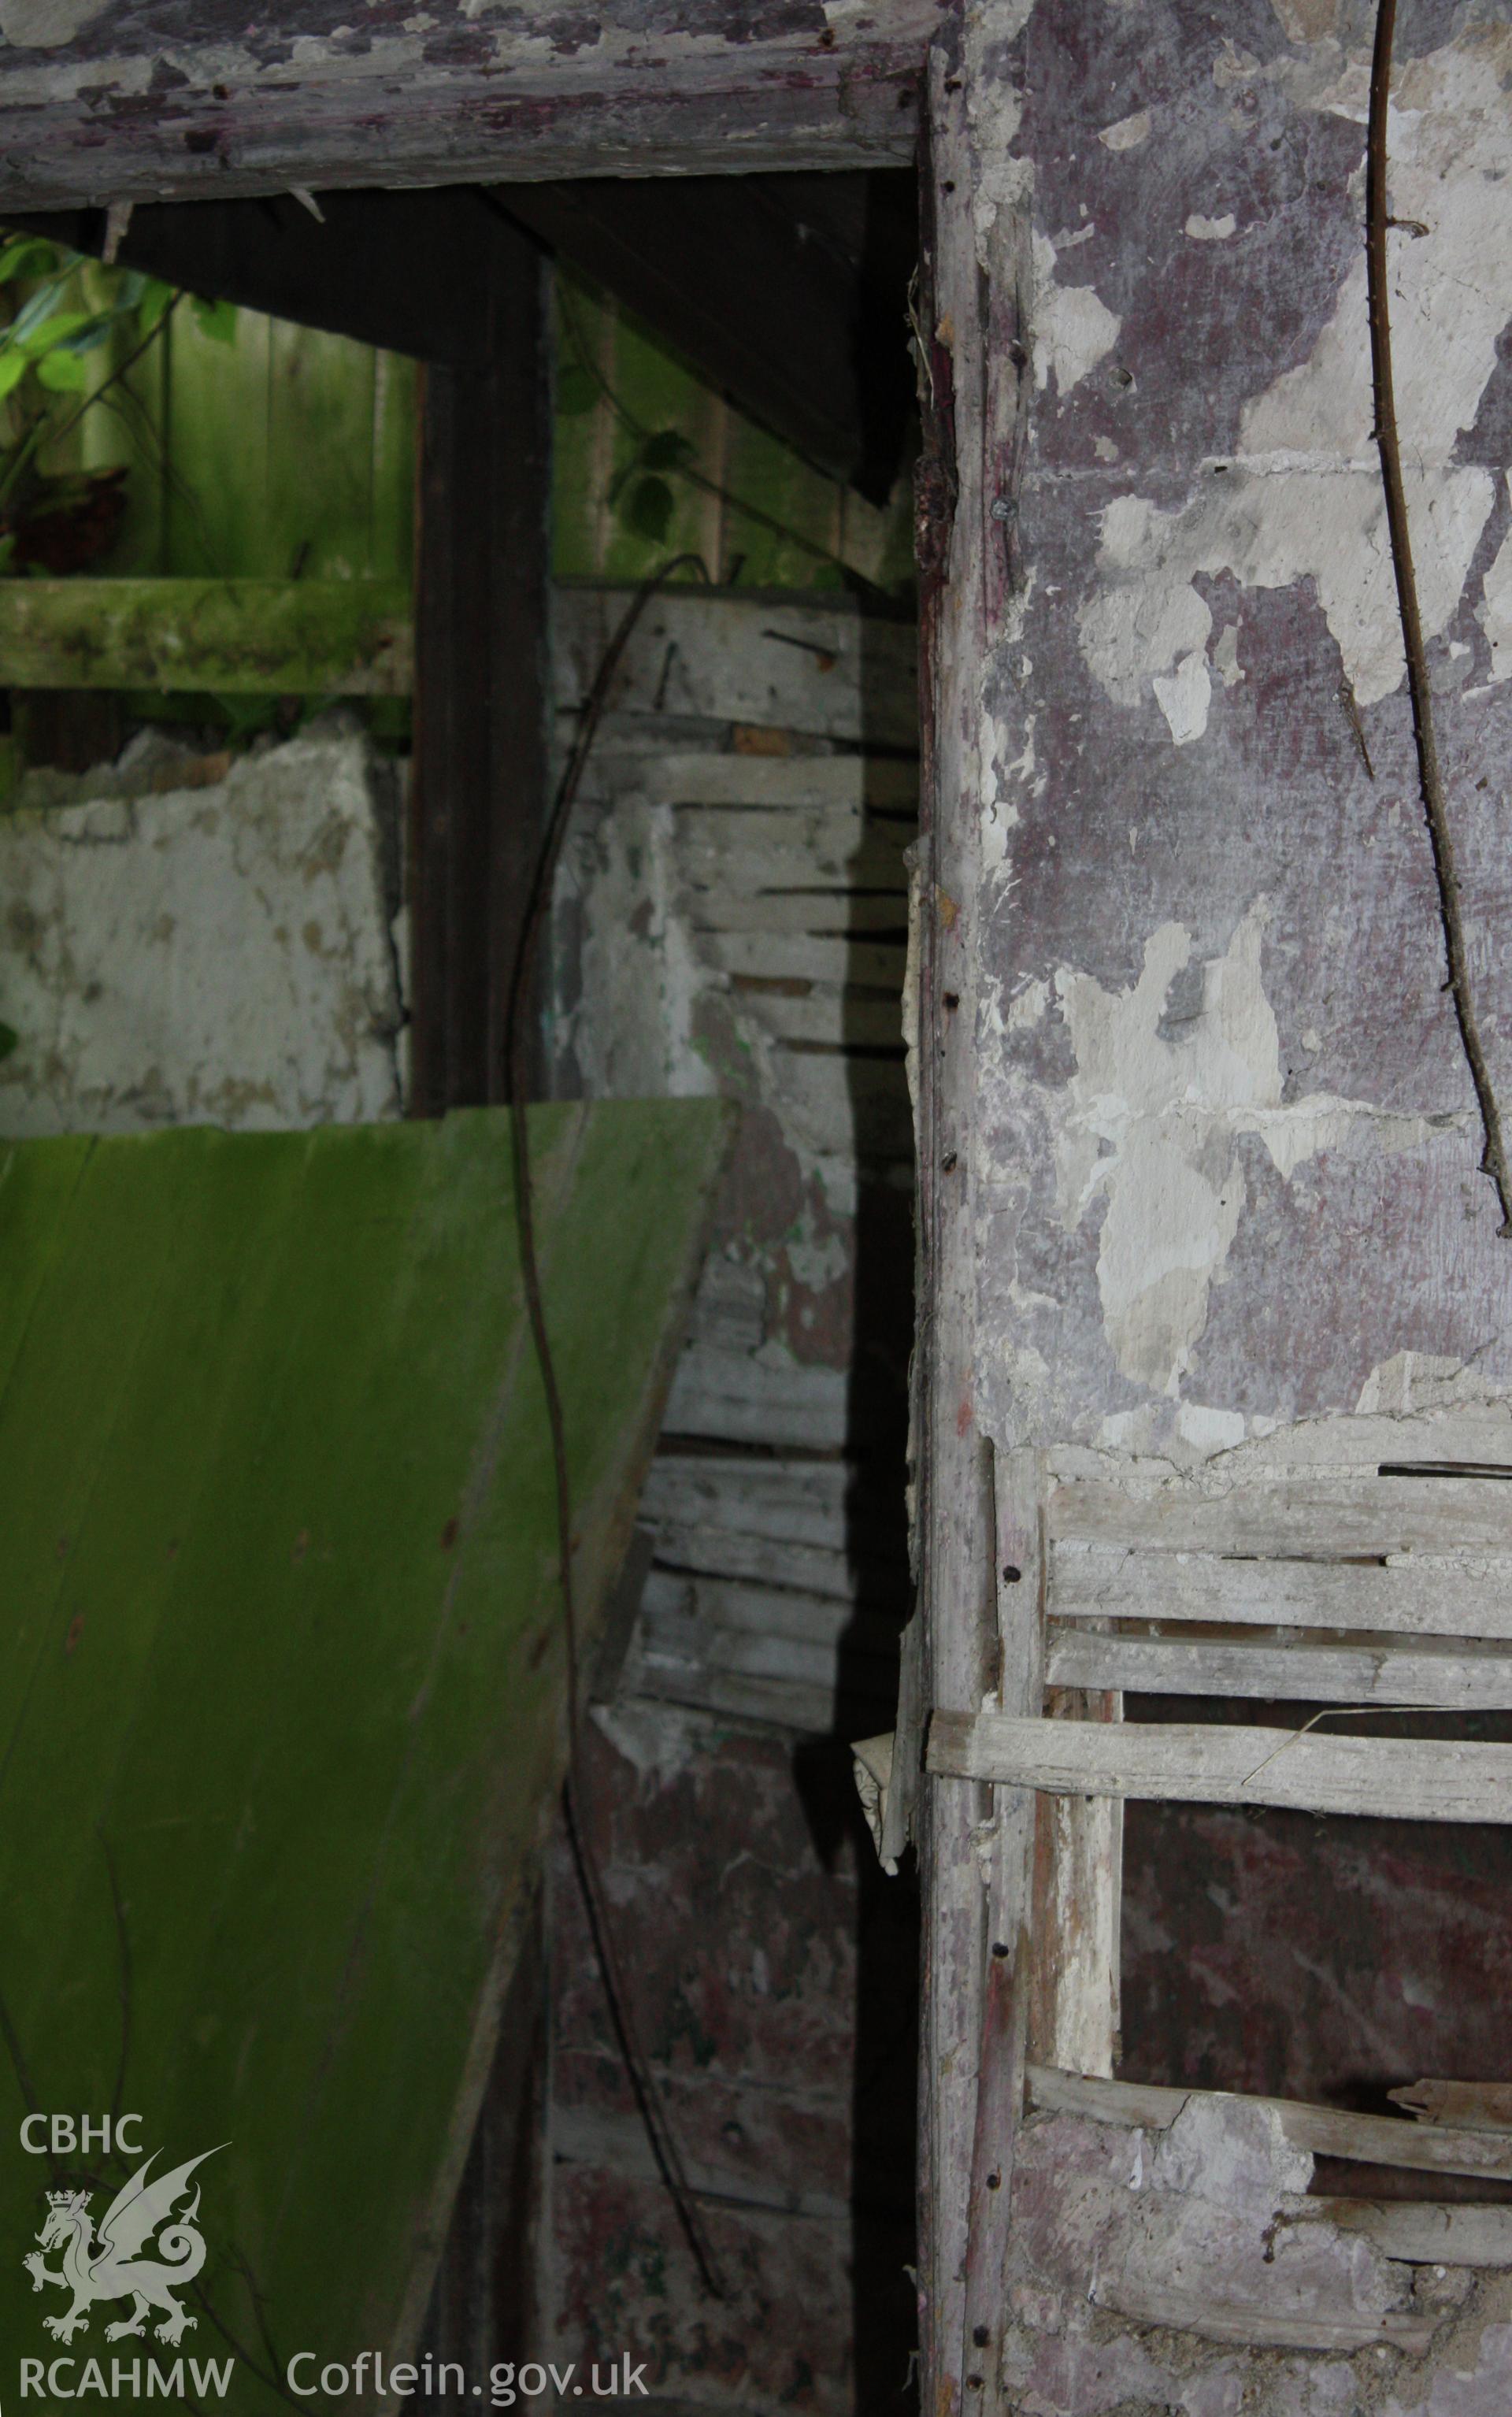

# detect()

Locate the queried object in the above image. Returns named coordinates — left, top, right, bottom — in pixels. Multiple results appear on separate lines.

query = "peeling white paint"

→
left=1477, top=480, right=1512, bottom=682
left=1078, top=33, right=1512, bottom=725
left=1054, top=904, right=1449, bottom=1394
left=1007, top=977, right=1051, bottom=1032
left=1032, top=229, right=1121, bottom=395
left=1184, top=212, right=1237, bottom=241
left=0, top=733, right=402, bottom=1137
left=1176, top=1401, right=1247, bottom=1451
left=1099, top=109, right=1151, bottom=150
left=0, top=0, right=109, bottom=46
left=1214, top=623, right=1245, bottom=688
left=1151, top=647, right=1212, bottom=745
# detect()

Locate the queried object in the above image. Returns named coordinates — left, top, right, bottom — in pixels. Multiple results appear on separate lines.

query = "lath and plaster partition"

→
left=914, top=4, right=1512, bottom=2415
left=541, top=588, right=921, bottom=2411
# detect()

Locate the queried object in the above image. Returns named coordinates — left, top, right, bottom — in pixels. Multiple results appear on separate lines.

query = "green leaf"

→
left=622, top=475, right=674, bottom=543
left=556, top=363, right=600, bottom=417
left=4, top=280, right=68, bottom=346
left=16, top=311, right=93, bottom=355
left=57, top=313, right=114, bottom=354
left=0, top=535, right=16, bottom=574
left=639, top=428, right=695, bottom=472
left=0, top=353, right=28, bottom=400
left=0, top=238, right=57, bottom=287
left=136, top=277, right=175, bottom=335
left=190, top=294, right=237, bottom=345
left=0, top=1023, right=18, bottom=1062
left=35, top=347, right=88, bottom=391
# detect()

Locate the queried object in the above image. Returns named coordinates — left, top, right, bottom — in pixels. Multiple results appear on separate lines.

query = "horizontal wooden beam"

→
left=1318, top=2200, right=1512, bottom=2265
left=927, top=1709, right=1512, bottom=1822
left=6, top=191, right=538, bottom=369
left=1027, top=2064, right=1512, bottom=2185
left=1050, top=1474, right=1512, bottom=1558
left=0, top=579, right=412, bottom=695
left=1044, top=1623, right=1512, bottom=1707
left=1051, top=1542, right=1512, bottom=1637
left=0, top=2, right=928, bottom=214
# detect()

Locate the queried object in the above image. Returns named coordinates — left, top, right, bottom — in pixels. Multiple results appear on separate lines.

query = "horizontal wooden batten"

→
left=1052, top=1542, right=1512, bottom=1638
left=1044, top=1624, right=1512, bottom=1707
left=927, top=1711, right=1512, bottom=1822
left=1048, top=1476, right=1512, bottom=1559
left=1317, top=2201, right=1512, bottom=2266
left=0, top=578, right=413, bottom=696
left=1026, top=2066, right=1512, bottom=2185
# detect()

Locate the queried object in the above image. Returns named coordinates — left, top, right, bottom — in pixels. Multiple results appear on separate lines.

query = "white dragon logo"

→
left=24, top=2146, right=222, bottom=2347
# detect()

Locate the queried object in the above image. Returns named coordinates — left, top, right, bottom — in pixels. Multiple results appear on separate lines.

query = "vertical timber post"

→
left=410, top=211, right=553, bottom=1114
left=917, top=27, right=1036, bottom=2417
left=407, top=209, right=554, bottom=2397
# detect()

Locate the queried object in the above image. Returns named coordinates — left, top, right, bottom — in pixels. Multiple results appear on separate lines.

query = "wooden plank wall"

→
left=51, top=270, right=912, bottom=601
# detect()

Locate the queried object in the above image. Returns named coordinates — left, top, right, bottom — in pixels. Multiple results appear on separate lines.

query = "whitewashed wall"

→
left=0, top=729, right=404, bottom=1136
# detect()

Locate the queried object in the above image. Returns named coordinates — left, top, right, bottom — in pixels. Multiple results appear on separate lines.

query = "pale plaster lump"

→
left=0, top=0, right=108, bottom=42
left=1032, top=228, right=1121, bottom=396
left=1099, top=108, right=1151, bottom=150
left=1054, top=903, right=1446, bottom=1394
left=1185, top=212, right=1238, bottom=240
left=1078, top=32, right=1512, bottom=738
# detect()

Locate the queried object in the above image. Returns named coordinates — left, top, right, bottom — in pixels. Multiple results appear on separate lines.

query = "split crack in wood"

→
left=1367, top=0, right=1512, bottom=1236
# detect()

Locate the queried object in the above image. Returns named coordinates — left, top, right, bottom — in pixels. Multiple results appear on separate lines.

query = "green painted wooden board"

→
left=0, top=1103, right=729, bottom=2411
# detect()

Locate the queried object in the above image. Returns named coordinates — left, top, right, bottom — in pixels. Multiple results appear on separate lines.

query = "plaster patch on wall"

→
left=0, top=0, right=109, bottom=45
left=1099, top=108, right=1151, bottom=150
left=1077, top=32, right=1512, bottom=725
left=1214, top=623, right=1245, bottom=688
left=1054, top=903, right=1448, bottom=1394
left=1477, top=480, right=1512, bottom=681
left=1032, top=229, right=1121, bottom=395
left=1151, top=647, right=1212, bottom=745
left=1185, top=213, right=1237, bottom=241
left=0, top=733, right=403, bottom=1137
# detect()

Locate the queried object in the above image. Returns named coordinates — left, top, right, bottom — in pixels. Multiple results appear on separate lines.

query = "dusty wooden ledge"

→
left=926, top=1709, right=1512, bottom=1822
left=1027, top=2065, right=1512, bottom=2185
left=0, top=577, right=413, bottom=695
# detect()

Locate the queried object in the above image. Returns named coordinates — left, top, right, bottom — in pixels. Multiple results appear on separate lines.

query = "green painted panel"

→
left=0, top=578, right=413, bottom=694
left=0, top=1103, right=728, bottom=2412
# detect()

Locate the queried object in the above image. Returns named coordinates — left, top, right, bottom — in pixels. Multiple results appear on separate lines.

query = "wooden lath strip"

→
left=1045, top=1624, right=1512, bottom=1707
left=1027, top=2065, right=1512, bottom=2183
left=1052, top=1542, right=1512, bottom=1637
left=1048, top=1476, right=1512, bottom=1558
left=927, top=1710, right=1512, bottom=1822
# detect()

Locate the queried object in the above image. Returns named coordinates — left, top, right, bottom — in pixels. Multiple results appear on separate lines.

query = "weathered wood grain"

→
left=0, top=2, right=932, bottom=213
left=554, top=588, right=918, bottom=746
left=1052, top=1541, right=1512, bottom=1637
left=1044, top=1623, right=1512, bottom=1706
left=1091, top=2278, right=1436, bottom=2355
left=1049, top=1477, right=1512, bottom=1559
left=1389, top=2079, right=1512, bottom=2133
left=1027, top=2066, right=1512, bottom=2185
left=1318, top=2200, right=1512, bottom=2265
left=928, top=1711, right=1512, bottom=1822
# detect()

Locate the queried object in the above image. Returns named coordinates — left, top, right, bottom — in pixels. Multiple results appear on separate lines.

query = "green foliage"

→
left=555, top=362, right=599, bottom=417
left=0, top=234, right=241, bottom=561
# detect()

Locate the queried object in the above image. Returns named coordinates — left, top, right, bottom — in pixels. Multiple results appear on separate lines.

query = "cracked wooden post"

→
left=916, top=29, right=1036, bottom=2417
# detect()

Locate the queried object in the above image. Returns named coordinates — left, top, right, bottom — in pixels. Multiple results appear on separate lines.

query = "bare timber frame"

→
left=9, top=2, right=1512, bottom=2414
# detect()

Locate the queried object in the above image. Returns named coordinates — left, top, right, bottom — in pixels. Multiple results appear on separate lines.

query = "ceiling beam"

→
left=13, top=172, right=917, bottom=502
left=0, top=1, right=928, bottom=215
